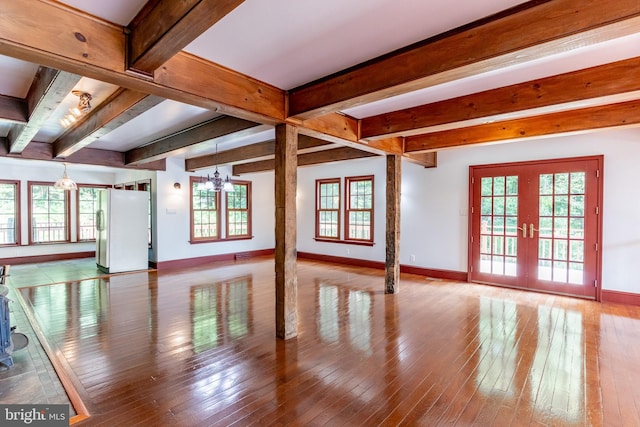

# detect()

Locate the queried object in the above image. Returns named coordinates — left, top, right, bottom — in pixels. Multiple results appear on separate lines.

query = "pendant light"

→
left=54, top=163, right=77, bottom=191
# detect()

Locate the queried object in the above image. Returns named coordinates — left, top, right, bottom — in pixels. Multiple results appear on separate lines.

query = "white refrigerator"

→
left=96, top=189, right=149, bottom=273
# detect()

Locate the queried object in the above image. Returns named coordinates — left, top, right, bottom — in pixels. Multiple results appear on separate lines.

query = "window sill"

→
left=189, top=236, right=254, bottom=244
left=28, top=241, right=73, bottom=245
left=314, top=238, right=374, bottom=247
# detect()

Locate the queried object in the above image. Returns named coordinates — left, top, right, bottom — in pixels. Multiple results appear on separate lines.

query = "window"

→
left=29, top=182, right=69, bottom=244
left=0, top=180, right=19, bottom=245
left=316, top=179, right=340, bottom=239
left=226, top=181, right=251, bottom=238
left=345, top=175, right=374, bottom=242
left=190, top=176, right=220, bottom=242
left=77, top=186, right=106, bottom=241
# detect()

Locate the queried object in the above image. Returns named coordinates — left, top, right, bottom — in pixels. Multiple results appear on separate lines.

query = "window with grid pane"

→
left=29, top=182, right=69, bottom=243
left=346, top=176, right=374, bottom=242
left=316, top=179, right=340, bottom=239
left=0, top=180, right=19, bottom=245
left=226, top=181, right=251, bottom=238
left=190, top=176, right=220, bottom=241
left=77, top=186, right=104, bottom=241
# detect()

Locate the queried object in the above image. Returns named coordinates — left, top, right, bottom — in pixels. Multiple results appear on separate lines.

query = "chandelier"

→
left=197, top=168, right=234, bottom=192
left=197, top=144, right=234, bottom=192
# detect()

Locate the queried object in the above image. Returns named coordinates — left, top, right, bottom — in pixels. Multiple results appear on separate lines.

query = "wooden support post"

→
left=274, top=123, right=298, bottom=339
left=385, top=154, right=401, bottom=294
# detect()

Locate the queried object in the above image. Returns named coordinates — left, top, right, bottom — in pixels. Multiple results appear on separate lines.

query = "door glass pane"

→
left=492, top=256, right=504, bottom=275
left=570, top=241, right=584, bottom=262
left=493, top=197, right=505, bottom=215
left=539, top=217, right=553, bottom=237
left=481, top=216, right=492, bottom=234
left=540, top=174, right=554, bottom=195
left=505, top=257, right=517, bottom=276
left=481, top=235, right=491, bottom=253
left=569, top=263, right=583, bottom=284
left=493, top=217, right=504, bottom=235
left=539, top=239, right=552, bottom=259
left=506, top=176, right=518, bottom=195
left=479, top=176, right=518, bottom=276
left=481, top=177, right=493, bottom=196
left=570, top=218, right=584, bottom=239
left=554, top=240, right=568, bottom=260
left=480, top=254, right=491, bottom=273
left=505, top=197, right=518, bottom=215
left=570, top=173, right=585, bottom=194
left=481, top=198, right=492, bottom=215
left=554, top=196, right=568, bottom=216
left=494, top=177, right=505, bottom=196
left=554, top=173, right=569, bottom=194
left=554, top=217, right=568, bottom=238
left=570, top=195, right=584, bottom=216
left=553, top=261, right=568, bottom=282
left=538, top=260, right=552, bottom=280
left=537, top=172, right=586, bottom=284
left=539, top=196, right=553, bottom=216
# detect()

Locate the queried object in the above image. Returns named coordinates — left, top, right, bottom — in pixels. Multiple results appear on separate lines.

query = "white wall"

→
left=294, top=128, right=640, bottom=294
left=297, top=156, right=387, bottom=261
left=152, top=157, right=275, bottom=263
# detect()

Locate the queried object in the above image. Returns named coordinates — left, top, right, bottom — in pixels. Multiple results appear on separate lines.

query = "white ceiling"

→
left=184, top=0, right=528, bottom=90
left=1, top=0, right=639, bottom=166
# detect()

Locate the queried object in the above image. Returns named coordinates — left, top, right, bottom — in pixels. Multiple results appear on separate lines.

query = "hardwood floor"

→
left=12, top=256, right=640, bottom=426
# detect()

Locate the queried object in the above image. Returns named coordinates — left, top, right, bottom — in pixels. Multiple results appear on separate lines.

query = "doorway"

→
left=469, top=156, right=603, bottom=299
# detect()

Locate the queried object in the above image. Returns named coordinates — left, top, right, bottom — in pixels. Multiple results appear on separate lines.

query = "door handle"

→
left=517, top=223, right=527, bottom=238
left=529, top=223, right=539, bottom=239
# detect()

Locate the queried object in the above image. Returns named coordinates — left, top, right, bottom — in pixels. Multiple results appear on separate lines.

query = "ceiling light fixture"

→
left=60, top=91, right=92, bottom=128
left=72, top=90, right=92, bottom=113
left=197, top=144, right=234, bottom=193
left=54, top=163, right=77, bottom=191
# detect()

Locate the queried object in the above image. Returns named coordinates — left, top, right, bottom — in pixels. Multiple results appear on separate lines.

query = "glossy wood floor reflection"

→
left=16, top=257, right=640, bottom=426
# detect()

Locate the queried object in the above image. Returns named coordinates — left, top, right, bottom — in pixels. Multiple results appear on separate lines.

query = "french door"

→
left=469, top=156, right=603, bottom=299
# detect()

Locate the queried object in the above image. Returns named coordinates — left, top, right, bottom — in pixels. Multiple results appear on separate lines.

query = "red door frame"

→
left=468, top=155, right=604, bottom=301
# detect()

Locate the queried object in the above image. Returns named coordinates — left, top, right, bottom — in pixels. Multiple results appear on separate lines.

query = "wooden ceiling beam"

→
left=288, top=0, right=640, bottom=119
left=185, top=134, right=332, bottom=171
left=125, top=116, right=264, bottom=165
left=53, top=88, right=164, bottom=158
left=8, top=67, right=80, bottom=153
left=361, top=56, right=640, bottom=139
left=127, top=0, right=245, bottom=75
left=0, top=139, right=165, bottom=171
left=404, top=152, right=437, bottom=168
left=0, top=94, right=27, bottom=124
left=404, top=99, right=640, bottom=153
left=299, top=113, right=404, bottom=155
left=232, top=146, right=379, bottom=175
left=0, top=0, right=284, bottom=124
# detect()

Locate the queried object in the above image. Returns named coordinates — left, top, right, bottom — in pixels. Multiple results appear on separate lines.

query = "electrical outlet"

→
left=410, top=254, right=416, bottom=262
left=346, top=248, right=350, bottom=255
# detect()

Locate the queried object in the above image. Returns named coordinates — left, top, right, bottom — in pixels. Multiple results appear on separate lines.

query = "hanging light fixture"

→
left=61, top=91, right=92, bottom=128
left=54, top=163, right=77, bottom=191
left=211, top=168, right=224, bottom=192
left=197, top=144, right=234, bottom=193
left=72, top=90, right=92, bottom=113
